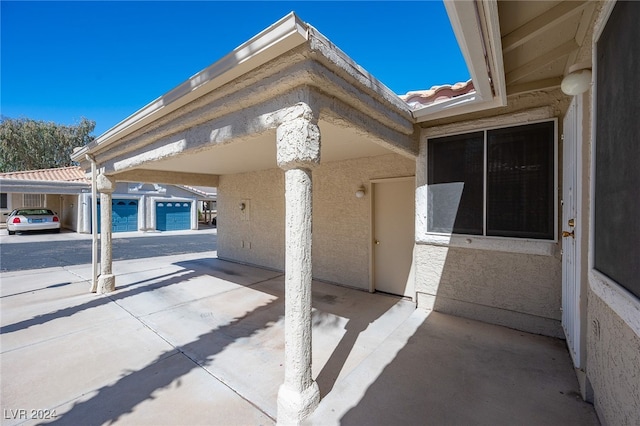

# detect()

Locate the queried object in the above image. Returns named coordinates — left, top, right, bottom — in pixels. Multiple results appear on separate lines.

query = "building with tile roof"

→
left=0, top=166, right=89, bottom=183
left=0, top=166, right=216, bottom=232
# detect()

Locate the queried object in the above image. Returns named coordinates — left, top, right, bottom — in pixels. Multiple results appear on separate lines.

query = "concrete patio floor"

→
left=1, top=251, right=599, bottom=425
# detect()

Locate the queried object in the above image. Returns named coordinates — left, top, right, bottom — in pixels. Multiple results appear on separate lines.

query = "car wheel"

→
left=8, top=230, right=15, bottom=235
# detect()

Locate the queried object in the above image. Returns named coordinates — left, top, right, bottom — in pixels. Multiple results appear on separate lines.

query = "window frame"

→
left=424, top=118, right=558, bottom=252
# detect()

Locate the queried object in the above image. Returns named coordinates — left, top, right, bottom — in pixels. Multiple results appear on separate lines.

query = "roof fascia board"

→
left=178, top=186, right=217, bottom=199
left=0, top=178, right=89, bottom=186
left=413, top=0, right=506, bottom=122
left=479, top=0, right=506, bottom=105
left=0, top=180, right=90, bottom=194
left=73, top=12, right=308, bottom=161
left=413, top=95, right=505, bottom=122
left=445, top=0, right=493, bottom=99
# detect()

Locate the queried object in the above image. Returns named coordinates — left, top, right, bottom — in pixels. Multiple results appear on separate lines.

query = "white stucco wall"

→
left=415, top=245, right=563, bottom=337
left=44, top=194, right=61, bottom=217
left=217, top=153, right=416, bottom=290
left=10, top=193, right=22, bottom=210
left=587, top=277, right=640, bottom=425
left=60, top=194, right=79, bottom=231
left=217, top=168, right=286, bottom=271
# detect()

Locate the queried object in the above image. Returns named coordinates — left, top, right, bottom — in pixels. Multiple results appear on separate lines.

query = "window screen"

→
left=428, top=132, right=484, bottom=234
left=23, top=194, right=45, bottom=207
left=427, top=121, right=555, bottom=240
left=594, top=0, right=640, bottom=298
left=487, top=122, right=554, bottom=239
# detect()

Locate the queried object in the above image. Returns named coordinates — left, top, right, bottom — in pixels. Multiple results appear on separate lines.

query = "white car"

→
left=7, top=208, right=61, bottom=235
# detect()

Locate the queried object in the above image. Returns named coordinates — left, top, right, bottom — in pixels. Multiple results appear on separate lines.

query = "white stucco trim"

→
left=416, top=234, right=557, bottom=257
left=589, top=270, right=640, bottom=336
left=422, top=106, right=555, bottom=139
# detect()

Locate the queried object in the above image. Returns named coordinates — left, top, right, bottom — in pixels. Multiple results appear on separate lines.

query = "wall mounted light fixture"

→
left=561, top=64, right=592, bottom=96
left=355, top=186, right=366, bottom=198
left=239, top=202, right=246, bottom=211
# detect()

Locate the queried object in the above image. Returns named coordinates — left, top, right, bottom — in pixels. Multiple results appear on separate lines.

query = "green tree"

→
left=0, top=117, right=95, bottom=172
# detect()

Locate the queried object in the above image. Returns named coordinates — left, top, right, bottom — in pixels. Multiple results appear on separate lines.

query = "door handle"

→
left=563, top=218, right=576, bottom=238
left=374, top=240, right=380, bottom=245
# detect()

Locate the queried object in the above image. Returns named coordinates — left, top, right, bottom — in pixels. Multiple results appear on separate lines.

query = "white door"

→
left=373, top=178, right=415, bottom=298
left=562, top=95, right=582, bottom=368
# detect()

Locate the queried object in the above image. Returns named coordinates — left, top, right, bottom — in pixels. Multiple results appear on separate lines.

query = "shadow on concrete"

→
left=46, top=295, right=281, bottom=425
left=338, top=312, right=599, bottom=426
left=313, top=294, right=401, bottom=398
left=0, top=270, right=195, bottom=334
left=178, top=258, right=404, bottom=398
left=0, top=281, right=73, bottom=299
left=5, top=256, right=408, bottom=424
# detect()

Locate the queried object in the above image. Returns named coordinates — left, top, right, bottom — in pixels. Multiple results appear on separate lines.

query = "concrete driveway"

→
left=0, top=252, right=599, bottom=425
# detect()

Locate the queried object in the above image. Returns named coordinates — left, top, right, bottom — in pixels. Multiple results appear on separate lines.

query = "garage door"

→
left=97, top=199, right=139, bottom=233
left=156, top=202, right=192, bottom=231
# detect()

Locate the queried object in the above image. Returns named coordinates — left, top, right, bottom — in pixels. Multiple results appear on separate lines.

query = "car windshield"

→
left=17, top=209, right=54, bottom=216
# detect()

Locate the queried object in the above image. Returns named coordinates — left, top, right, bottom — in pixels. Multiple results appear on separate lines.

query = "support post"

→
left=276, top=105, right=321, bottom=425
left=86, top=155, right=98, bottom=293
left=96, top=173, right=116, bottom=293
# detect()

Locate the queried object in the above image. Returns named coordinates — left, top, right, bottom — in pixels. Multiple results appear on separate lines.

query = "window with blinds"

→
left=428, top=132, right=484, bottom=235
left=23, top=194, right=45, bottom=207
left=427, top=120, right=555, bottom=240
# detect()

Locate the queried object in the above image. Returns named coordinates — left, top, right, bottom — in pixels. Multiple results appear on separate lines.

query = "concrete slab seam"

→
left=104, top=291, right=277, bottom=422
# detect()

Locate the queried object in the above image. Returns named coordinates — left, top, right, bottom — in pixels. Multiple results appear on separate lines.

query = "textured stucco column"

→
left=96, top=174, right=116, bottom=293
left=276, top=107, right=321, bottom=425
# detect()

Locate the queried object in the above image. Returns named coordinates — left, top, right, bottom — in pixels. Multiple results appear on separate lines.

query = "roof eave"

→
left=0, top=179, right=90, bottom=194
left=413, top=0, right=506, bottom=123
left=72, top=12, right=309, bottom=162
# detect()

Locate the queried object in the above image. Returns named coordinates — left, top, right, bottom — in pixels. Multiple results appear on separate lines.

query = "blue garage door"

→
left=156, top=202, right=191, bottom=231
left=97, top=199, right=139, bottom=233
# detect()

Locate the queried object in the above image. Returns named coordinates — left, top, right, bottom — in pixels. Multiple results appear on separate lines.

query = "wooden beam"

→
left=505, top=39, right=578, bottom=85
left=502, top=1, right=588, bottom=54
left=507, top=77, right=563, bottom=97
left=113, top=169, right=219, bottom=187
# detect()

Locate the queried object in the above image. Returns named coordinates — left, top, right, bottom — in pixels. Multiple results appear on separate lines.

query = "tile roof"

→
left=0, top=166, right=89, bottom=183
left=400, top=80, right=475, bottom=109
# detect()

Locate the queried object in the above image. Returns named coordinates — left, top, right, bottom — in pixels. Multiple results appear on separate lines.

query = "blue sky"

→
left=1, top=1, right=468, bottom=136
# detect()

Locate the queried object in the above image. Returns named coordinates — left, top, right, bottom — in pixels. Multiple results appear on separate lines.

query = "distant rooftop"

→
left=400, top=80, right=475, bottom=109
left=0, top=166, right=88, bottom=183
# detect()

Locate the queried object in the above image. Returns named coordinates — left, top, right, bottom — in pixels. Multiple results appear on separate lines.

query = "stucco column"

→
left=276, top=108, right=321, bottom=425
left=96, top=174, right=116, bottom=293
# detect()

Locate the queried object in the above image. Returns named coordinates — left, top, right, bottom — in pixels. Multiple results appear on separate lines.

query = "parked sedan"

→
left=6, top=208, right=61, bottom=235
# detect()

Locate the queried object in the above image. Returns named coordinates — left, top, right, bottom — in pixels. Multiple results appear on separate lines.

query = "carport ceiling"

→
left=135, top=119, right=394, bottom=176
